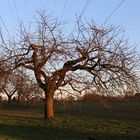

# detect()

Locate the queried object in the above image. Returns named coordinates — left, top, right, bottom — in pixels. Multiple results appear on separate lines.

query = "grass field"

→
left=0, top=100, right=140, bottom=140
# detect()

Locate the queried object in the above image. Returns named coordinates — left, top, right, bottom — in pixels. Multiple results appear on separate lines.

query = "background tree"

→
left=0, top=54, right=15, bottom=105
left=18, top=80, right=42, bottom=107
left=1, top=12, right=140, bottom=119
left=0, top=95, right=2, bottom=111
left=1, top=71, right=19, bottom=105
left=15, top=69, right=34, bottom=105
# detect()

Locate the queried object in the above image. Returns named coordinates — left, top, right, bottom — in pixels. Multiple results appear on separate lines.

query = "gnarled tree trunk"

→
left=44, top=97, right=54, bottom=119
left=44, top=92, right=54, bottom=119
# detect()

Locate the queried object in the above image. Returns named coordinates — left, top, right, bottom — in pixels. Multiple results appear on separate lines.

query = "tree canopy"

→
left=0, top=12, right=139, bottom=119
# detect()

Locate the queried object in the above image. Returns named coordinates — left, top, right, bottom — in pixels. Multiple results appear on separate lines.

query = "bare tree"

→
left=15, top=69, right=32, bottom=105
left=19, top=80, right=42, bottom=107
left=0, top=57, right=12, bottom=104
left=1, top=71, right=19, bottom=105
left=1, top=12, right=140, bottom=119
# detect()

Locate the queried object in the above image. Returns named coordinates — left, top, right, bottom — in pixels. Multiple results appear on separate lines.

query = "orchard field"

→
left=0, top=100, right=140, bottom=140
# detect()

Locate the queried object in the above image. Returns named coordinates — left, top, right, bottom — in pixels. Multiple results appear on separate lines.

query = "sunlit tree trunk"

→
left=44, top=93, right=54, bottom=119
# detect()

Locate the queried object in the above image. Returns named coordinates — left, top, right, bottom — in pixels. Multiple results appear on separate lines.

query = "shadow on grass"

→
left=0, top=114, right=89, bottom=140
left=0, top=123, right=85, bottom=140
left=0, top=121, right=140, bottom=140
left=0, top=102, right=140, bottom=140
left=0, top=123, right=140, bottom=140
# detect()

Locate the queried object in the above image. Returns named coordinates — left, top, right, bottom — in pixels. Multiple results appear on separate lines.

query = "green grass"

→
left=0, top=100, right=140, bottom=140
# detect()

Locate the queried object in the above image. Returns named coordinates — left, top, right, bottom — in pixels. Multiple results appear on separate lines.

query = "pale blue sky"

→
left=0, top=0, right=140, bottom=51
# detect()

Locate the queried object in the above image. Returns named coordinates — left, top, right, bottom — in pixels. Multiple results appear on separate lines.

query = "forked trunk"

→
left=17, top=93, right=21, bottom=106
left=44, top=96, right=54, bottom=119
left=8, top=96, right=12, bottom=105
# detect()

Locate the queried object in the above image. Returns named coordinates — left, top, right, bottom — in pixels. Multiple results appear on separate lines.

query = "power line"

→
left=0, top=16, right=12, bottom=40
left=79, top=0, right=91, bottom=20
left=105, top=0, right=126, bottom=23
left=24, top=0, right=28, bottom=14
left=13, top=0, right=20, bottom=21
left=52, top=0, right=56, bottom=13
left=61, top=0, right=68, bottom=19
left=69, top=0, right=91, bottom=37
left=24, top=0, right=29, bottom=22
left=67, top=0, right=74, bottom=13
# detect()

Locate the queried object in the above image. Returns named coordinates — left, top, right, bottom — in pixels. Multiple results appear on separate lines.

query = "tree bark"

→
left=0, top=96, right=2, bottom=111
left=8, top=96, right=12, bottom=105
left=44, top=96, right=54, bottom=119
left=17, top=92, right=21, bottom=106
